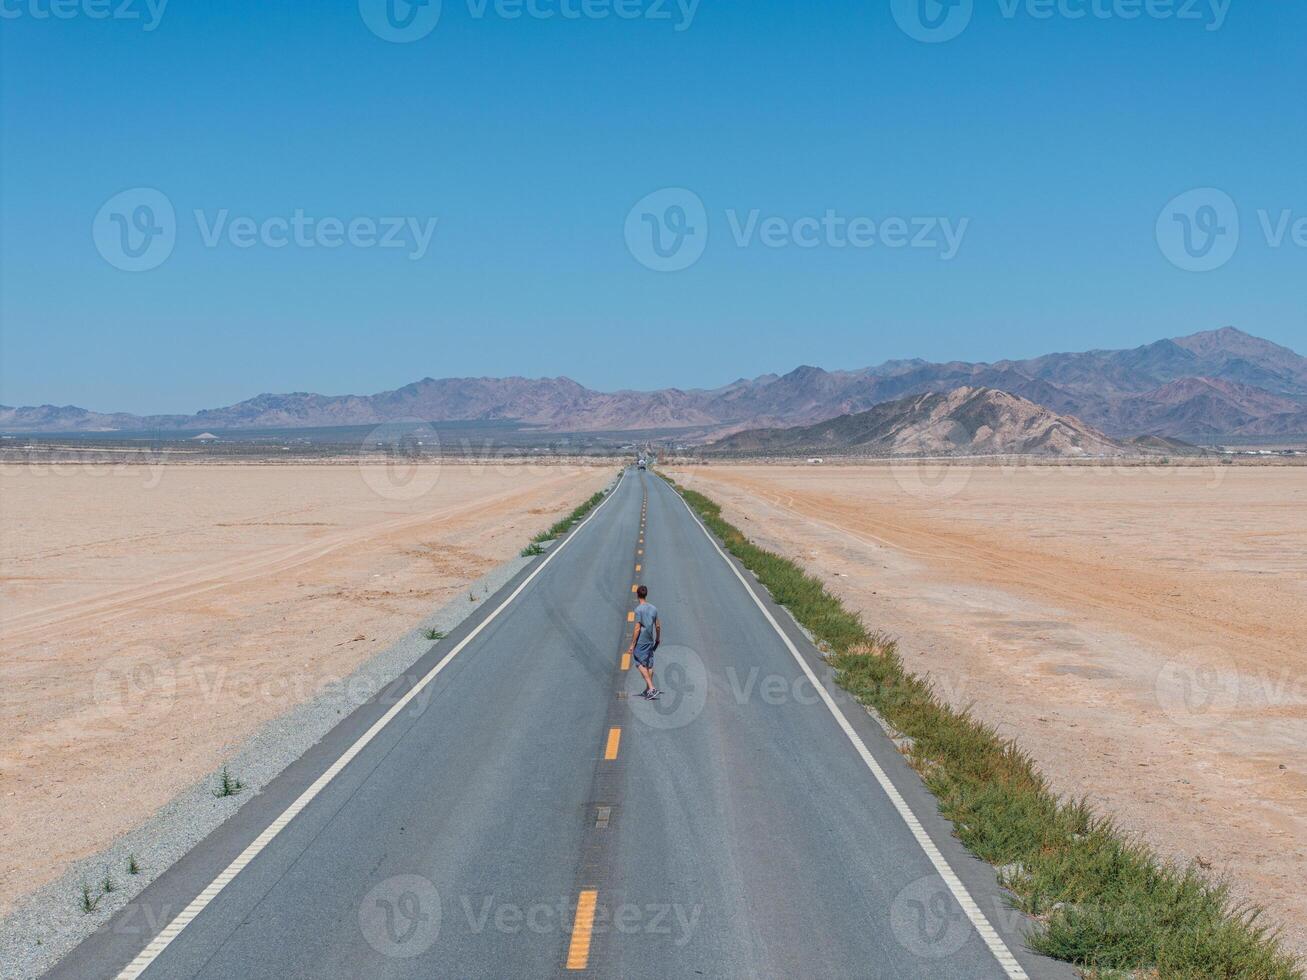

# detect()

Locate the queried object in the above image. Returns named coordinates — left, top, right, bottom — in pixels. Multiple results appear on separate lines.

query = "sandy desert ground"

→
left=667, top=462, right=1307, bottom=955
left=0, top=461, right=611, bottom=917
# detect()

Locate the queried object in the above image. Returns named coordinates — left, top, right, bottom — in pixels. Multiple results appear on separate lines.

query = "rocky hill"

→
left=709, top=387, right=1124, bottom=457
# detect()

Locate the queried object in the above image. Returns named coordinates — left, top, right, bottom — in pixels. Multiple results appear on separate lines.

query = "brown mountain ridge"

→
left=2, top=327, right=1304, bottom=440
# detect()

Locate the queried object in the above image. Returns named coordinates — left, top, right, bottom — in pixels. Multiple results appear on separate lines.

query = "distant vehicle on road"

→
left=637, top=457, right=647, bottom=470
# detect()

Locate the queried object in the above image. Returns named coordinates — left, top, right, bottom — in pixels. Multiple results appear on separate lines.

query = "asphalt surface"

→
left=50, top=468, right=1072, bottom=980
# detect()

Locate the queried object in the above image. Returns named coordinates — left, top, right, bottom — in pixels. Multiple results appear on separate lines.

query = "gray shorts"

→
left=633, top=647, right=655, bottom=669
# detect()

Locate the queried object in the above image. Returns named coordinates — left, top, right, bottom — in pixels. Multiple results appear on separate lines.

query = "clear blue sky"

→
left=2, top=0, right=1304, bottom=414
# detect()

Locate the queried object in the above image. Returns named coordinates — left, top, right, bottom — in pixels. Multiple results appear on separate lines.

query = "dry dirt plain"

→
left=667, top=462, right=1307, bottom=955
left=0, top=461, right=611, bottom=917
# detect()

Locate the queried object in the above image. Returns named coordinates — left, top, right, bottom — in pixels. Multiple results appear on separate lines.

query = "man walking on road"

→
left=630, top=585, right=661, bottom=700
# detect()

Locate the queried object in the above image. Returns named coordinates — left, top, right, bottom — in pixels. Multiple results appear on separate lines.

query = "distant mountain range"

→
left=3, top=327, right=1305, bottom=440
left=710, top=386, right=1139, bottom=458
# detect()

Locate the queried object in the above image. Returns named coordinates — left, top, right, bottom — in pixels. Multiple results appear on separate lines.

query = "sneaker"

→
left=647, top=689, right=662, bottom=700
left=638, top=689, right=653, bottom=699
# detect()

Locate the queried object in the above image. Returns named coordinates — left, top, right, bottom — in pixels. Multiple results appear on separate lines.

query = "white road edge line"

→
left=115, top=470, right=627, bottom=980
left=664, top=477, right=1030, bottom=980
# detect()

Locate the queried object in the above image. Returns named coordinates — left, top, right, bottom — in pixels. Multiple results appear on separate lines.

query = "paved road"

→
left=52, top=469, right=1070, bottom=979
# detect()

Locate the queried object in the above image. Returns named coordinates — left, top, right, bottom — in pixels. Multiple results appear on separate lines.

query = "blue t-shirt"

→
left=634, top=602, right=659, bottom=653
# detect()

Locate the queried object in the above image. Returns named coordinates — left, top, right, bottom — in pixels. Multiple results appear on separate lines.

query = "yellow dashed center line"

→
left=565, top=889, right=599, bottom=970
left=570, top=494, right=641, bottom=968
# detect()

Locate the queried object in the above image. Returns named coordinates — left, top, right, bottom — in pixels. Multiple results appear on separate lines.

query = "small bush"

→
left=214, top=766, right=244, bottom=798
